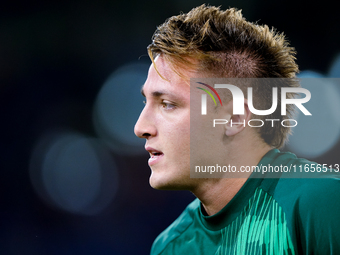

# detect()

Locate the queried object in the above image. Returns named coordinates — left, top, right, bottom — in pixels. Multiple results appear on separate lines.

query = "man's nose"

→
left=134, top=106, right=157, bottom=139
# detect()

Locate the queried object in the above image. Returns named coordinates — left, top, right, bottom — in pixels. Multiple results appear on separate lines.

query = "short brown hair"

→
left=147, top=4, right=299, bottom=148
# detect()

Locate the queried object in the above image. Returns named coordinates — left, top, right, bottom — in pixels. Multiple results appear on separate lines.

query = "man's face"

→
left=134, top=56, right=194, bottom=190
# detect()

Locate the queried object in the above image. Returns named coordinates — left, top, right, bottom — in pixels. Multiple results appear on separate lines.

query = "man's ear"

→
left=225, top=99, right=252, bottom=136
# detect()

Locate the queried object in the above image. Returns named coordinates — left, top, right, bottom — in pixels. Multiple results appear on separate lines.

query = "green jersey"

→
left=151, top=149, right=340, bottom=255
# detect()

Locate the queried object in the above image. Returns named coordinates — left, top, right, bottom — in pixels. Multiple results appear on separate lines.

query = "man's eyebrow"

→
left=140, top=87, right=177, bottom=99
left=151, top=91, right=167, bottom=97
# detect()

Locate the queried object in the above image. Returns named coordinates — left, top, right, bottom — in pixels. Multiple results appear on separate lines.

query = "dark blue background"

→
left=1, top=0, right=340, bottom=254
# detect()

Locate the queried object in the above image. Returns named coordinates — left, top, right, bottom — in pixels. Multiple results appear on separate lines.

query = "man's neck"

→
left=193, top=178, right=249, bottom=216
left=192, top=144, right=272, bottom=216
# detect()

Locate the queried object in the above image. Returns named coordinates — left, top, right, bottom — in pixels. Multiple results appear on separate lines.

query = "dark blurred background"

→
left=1, top=0, right=340, bottom=254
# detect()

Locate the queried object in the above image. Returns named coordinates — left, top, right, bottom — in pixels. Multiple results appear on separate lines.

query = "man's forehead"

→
left=141, top=58, right=190, bottom=97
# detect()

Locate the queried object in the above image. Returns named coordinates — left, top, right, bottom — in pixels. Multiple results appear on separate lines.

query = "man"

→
left=134, top=5, right=340, bottom=254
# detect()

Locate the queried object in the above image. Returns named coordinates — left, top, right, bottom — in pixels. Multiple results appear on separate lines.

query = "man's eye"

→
left=161, top=101, right=176, bottom=110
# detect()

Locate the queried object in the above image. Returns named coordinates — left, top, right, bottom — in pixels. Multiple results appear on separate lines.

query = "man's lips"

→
left=145, top=146, right=164, bottom=166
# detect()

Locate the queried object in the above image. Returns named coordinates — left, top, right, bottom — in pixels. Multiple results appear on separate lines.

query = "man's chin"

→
left=149, top=175, right=188, bottom=191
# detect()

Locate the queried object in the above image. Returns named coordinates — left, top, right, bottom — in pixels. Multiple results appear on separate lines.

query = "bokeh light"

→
left=93, top=61, right=149, bottom=155
left=297, top=70, right=324, bottom=78
left=329, top=53, right=340, bottom=77
left=30, top=130, right=119, bottom=215
left=287, top=77, right=340, bottom=158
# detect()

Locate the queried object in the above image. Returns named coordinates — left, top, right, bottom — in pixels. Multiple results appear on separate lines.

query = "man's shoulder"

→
left=272, top=172, right=340, bottom=215
left=263, top=149, right=340, bottom=212
left=261, top=150, right=340, bottom=253
left=277, top=173, right=340, bottom=216
left=151, top=199, right=200, bottom=255
left=274, top=175, right=340, bottom=253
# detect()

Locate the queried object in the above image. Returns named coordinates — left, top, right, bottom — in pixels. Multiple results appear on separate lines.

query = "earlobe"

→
left=225, top=99, right=251, bottom=136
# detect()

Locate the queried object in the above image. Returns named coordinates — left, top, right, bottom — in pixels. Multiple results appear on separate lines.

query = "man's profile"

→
left=134, top=5, right=340, bottom=254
